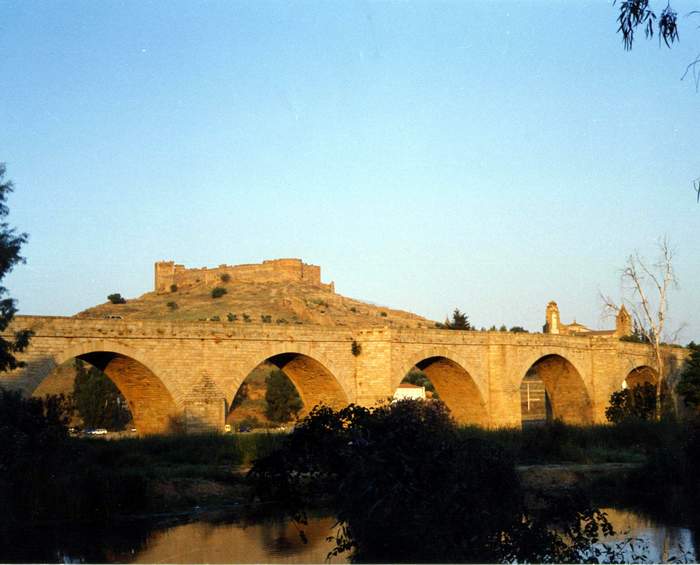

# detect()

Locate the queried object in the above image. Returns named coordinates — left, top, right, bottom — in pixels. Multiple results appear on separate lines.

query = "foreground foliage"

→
left=72, top=360, right=131, bottom=430
left=676, top=342, right=700, bottom=410
left=248, top=400, right=622, bottom=563
left=605, top=383, right=657, bottom=423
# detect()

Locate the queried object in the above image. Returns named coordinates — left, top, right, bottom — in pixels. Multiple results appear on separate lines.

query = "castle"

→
left=543, top=300, right=632, bottom=337
left=154, top=258, right=335, bottom=294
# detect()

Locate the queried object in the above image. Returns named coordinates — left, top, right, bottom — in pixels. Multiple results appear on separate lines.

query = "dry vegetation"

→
left=76, top=279, right=434, bottom=329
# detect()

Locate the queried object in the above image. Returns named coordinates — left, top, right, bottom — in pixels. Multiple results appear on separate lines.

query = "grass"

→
left=458, top=419, right=683, bottom=465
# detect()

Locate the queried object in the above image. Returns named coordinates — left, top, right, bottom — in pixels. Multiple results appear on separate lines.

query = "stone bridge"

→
left=0, top=316, right=686, bottom=434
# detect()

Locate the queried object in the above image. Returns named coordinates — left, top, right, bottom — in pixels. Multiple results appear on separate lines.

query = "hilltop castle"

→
left=543, top=301, right=631, bottom=337
left=154, top=258, right=335, bottom=294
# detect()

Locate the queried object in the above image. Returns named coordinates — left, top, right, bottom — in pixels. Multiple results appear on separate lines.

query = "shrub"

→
left=170, top=284, right=178, bottom=292
left=350, top=306, right=357, bottom=313
left=227, top=312, right=237, bottom=322
left=379, top=311, right=387, bottom=317
left=276, top=318, right=287, bottom=324
left=249, top=401, right=613, bottom=563
left=107, top=293, right=126, bottom=304
left=210, top=315, right=220, bottom=321
left=261, top=314, right=272, bottom=323
left=211, top=287, right=227, bottom=299
left=242, top=313, right=251, bottom=322
left=605, top=383, right=657, bottom=423
left=166, top=301, right=178, bottom=311
left=220, top=273, right=231, bottom=283
left=351, top=340, right=362, bottom=356
left=510, top=326, right=528, bottom=333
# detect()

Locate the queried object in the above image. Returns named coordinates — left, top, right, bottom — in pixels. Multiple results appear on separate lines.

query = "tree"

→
left=403, top=369, right=439, bottom=398
left=107, top=293, right=126, bottom=304
left=72, top=360, right=131, bottom=430
left=265, top=369, right=302, bottom=422
left=438, top=308, right=473, bottom=330
left=211, top=287, right=227, bottom=299
left=605, top=382, right=657, bottom=423
left=614, top=0, right=680, bottom=51
left=0, top=164, right=31, bottom=372
left=249, top=401, right=616, bottom=563
left=602, top=237, right=678, bottom=418
left=676, top=342, right=700, bottom=410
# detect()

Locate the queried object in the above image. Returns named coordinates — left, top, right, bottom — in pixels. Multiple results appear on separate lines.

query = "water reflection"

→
left=597, top=508, right=696, bottom=564
left=0, top=507, right=695, bottom=563
left=130, top=515, right=343, bottom=564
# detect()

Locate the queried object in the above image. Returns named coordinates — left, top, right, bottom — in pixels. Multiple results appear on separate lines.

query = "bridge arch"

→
left=232, top=345, right=350, bottom=415
left=34, top=341, right=179, bottom=435
left=624, top=365, right=659, bottom=389
left=519, top=353, right=593, bottom=425
left=395, top=349, right=488, bottom=426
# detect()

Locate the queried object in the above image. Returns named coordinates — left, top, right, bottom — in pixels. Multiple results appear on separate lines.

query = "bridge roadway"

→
left=0, top=315, right=685, bottom=434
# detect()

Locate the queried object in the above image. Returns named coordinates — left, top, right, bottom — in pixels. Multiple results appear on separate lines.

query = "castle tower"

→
left=155, top=261, right=176, bottom=294
left=544, top=301, right=560, bottom=334
left=615, top=305, right=633, bottom=337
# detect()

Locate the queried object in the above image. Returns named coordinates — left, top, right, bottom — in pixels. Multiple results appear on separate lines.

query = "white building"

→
left=393, top=383, right=426, bottom=401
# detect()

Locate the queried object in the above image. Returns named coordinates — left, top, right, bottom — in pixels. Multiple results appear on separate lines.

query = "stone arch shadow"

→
left=624, top=365, right=659, bottom=389
left=33, top=341, right=179, bottom=435
left=231, top=345, right=351, bottom=416
left=394, top=349, right=489, bottom=426
left=517, top=352, right=593, bottom=425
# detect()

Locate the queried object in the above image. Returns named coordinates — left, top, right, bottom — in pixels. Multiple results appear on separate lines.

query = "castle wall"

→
left=154, top=258, right=331, bottom=293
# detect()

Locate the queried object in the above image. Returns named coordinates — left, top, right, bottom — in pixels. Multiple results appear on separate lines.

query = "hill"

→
left=76, top=280, right=434, bottom=329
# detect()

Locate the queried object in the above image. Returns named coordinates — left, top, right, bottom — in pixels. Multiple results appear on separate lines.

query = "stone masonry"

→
left=1, top=316, right=687, bottom=434
left=154, top=258, right=335, bottom=294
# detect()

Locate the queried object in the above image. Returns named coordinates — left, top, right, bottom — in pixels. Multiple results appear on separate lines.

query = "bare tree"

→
left=602, top=237, right=679, bottom=417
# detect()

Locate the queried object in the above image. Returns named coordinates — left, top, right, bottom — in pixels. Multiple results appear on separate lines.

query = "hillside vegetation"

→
left=76, top=280, right=433, bottom=329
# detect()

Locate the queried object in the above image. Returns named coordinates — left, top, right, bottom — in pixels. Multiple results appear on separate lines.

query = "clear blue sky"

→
left=1, top=1, right=698, bottom=341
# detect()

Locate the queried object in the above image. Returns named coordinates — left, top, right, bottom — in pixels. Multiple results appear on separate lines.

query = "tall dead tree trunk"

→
left=602, top=237, right=678, bottom=419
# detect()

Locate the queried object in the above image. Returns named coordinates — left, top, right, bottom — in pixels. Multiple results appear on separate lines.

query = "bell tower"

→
left=544, top=301, right=560, bottom=334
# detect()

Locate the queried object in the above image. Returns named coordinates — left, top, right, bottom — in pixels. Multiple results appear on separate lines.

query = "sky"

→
left=1, top=0, right=698, bottom=342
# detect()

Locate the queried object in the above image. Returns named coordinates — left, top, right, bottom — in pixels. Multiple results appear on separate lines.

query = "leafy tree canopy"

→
left=0, top=164, right=31, bottom=372
left=676, top=342, right=700, bottom=409
left=605, top=382, right=657, bottom=423
left=249, top=401, right=616, bottom=563
left=72, top=361, right=131, bottom=430
left=265, top=369, right=302, bottom=423
left=437, top=308, right=473, bottom=330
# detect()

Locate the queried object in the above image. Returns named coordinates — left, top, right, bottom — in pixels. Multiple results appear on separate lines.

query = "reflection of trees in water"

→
left=0, top=519, right=152, bottom=563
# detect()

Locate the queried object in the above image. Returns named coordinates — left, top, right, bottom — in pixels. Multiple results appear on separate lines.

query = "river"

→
left=2, top=505, right=695, bottom=563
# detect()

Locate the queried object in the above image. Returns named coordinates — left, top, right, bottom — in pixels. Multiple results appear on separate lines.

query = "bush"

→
left=166, top=301, right=178, bottom=311
left=242, top=313, right=251, bottom=322
left=261, top=314, right=272, bottom=323
left=379, top=311, right=387, bottom=317
left=351, top=340, right=362, bottom=356
left=107, top=293, right=126, bottom=304
left=210, top=315, right=220, bottom=321
left=605, top=383, right=657, bottom=423
left=249, top=401, right=614, bottom=563
left=211, top=287, right=227, bottom=299
left=220, top=273, right=231, bottom=283
left=227, top=312, right=237, bottom=322
left=170, top=284, right=178, bottom=292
